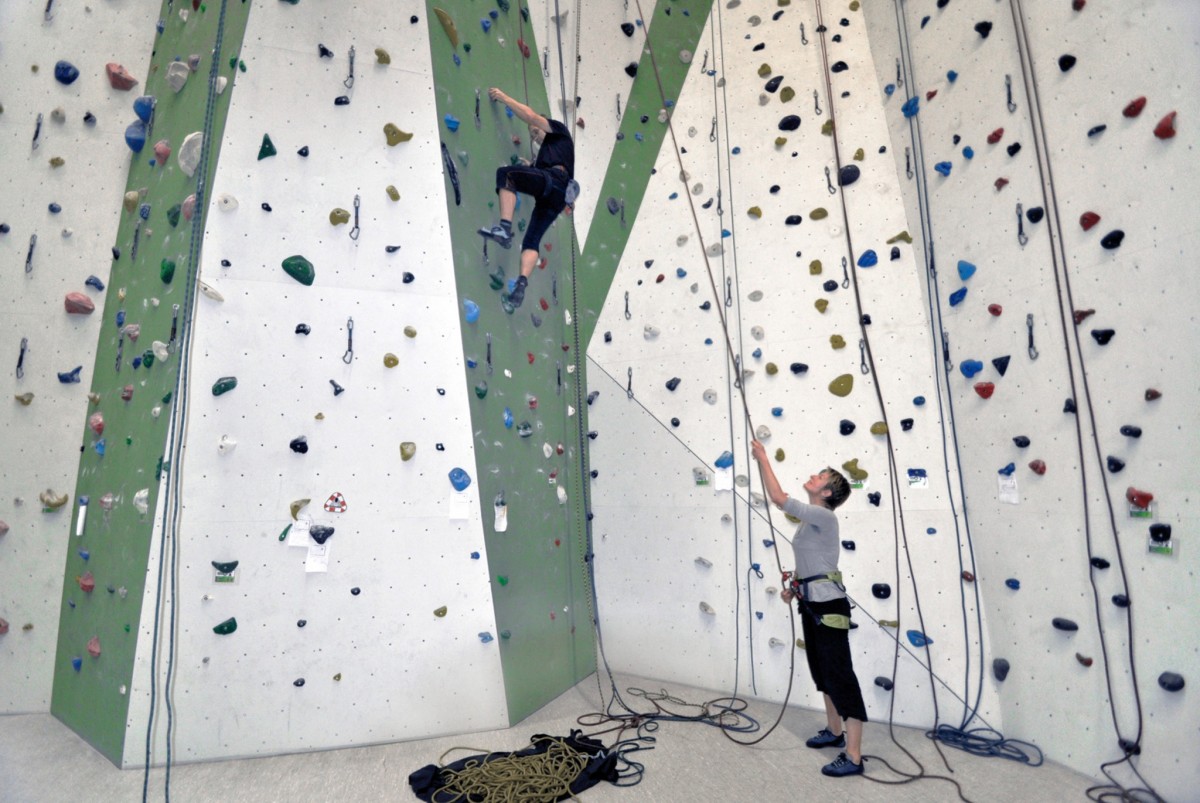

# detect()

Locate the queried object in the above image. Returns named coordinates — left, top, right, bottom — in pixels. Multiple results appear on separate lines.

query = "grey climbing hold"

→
left=993, top=658, right=1010, bottom=681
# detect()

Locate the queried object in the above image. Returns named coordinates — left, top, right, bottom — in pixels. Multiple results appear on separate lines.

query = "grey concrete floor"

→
left=1, top=672, right=1098, bottom=802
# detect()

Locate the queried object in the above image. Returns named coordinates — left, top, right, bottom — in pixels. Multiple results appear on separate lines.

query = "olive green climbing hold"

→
left=282, top=255, right=315, bottom=286
left=374, top=47, right=391, bottom=65
left=384, top=123, right=413, bottom=146
left=212, top=617, right=237, bottom=635
left=870, top=422, right=889, bottom=435
left=775, top=136, right=788, bottom=146
left=830, top=335, right=846, bottom=349
left=810, top=259, right=823, bottom=275
left=842, top=458, right=868, bottom=481
left=853, top=147, right=864, bottom=161
left=433, top=605, right=448, bottom=618
left=290, top=498, right=310, bottom=519
left=815, top=299, right=829, bottom=313
left=386, top=185, right=400, bottom=201
left=49, top=156, right=65, bottom=168
left=329, top=208, right=351, bottom=226
left=434, top=8, right=459, bottom=48
left=850, top=1, right=860, bottom=10
left=404, top=326, right=417, bottom=338
left=821, top=119, right=834, bottom=136
left=212, top=377, right=238, bottom=396
left=160, top=259, right=176, bottom=284
left=124, top=191, right=139, bottom=212
left=766, top=362, right=778, bottom=375
left=14, top=392, right=34, bottom=406
left=258, top=134, right=276, bottom=160
left=166, top=204, right=181, bottom=228
left=748, top=206, right=762, bottom=219
left=775, top=448, right=785, bottom=461
left=810, top=208, right=828, bottom=221
left=758, top=63, right=772, bottom=77
left=400, top=442, right=416, bottom=461
left=383, top=353, right=399, bottom=368
left=334, top=672, right=342, bottom=681
left=829, top=374, right=854, bottom=397
left=879, top=619, right=899, bottom=628
left=780, top=86, right=795, bottom=103
left=887, top=230, right=913, bottom=244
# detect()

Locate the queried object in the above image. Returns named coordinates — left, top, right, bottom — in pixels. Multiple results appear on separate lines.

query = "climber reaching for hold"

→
left=479, top=86, right=578, bottom=309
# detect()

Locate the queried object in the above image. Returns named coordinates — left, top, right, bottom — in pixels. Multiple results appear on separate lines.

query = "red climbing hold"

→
left=538, top=258, right=548, bottom=270
left=961, top=570, right=975, bottom=582
left=87, top=636, right=101, bottom=658
left=987, top=303, right=1003, bottom=316
left=324, top=492, right=348, bottom=513
left=527, top=352, right=535, bottom=364
left=1029, top=459, right=1047, bottom=475
left=1126, top=487, right=1153, bottom=508
left=1153, top=111, right=1177, bottom=139
left=987, top=128, right=1004, bottom=144
left=65, top=292, right=96, bottom=315
left=517, top=38, right=531, bottom=58
left=656, top=274, right=665, bottom=283
left=974, top=382, right=995, bottom=399
left=1122, top=96, right=1147, bottom=118
left=1144, top=388, right=1162, bottom=401
left=1080, top=211, right=1100, bottom=231
left=539, top=298, right=549, bottom=311
left=926, top=89, right=938, bottom=101
left=994, top=178, right=1009, bottom=191
left=78, top=571, right=96, bottom=593
left=1073, top=0, right=1085, bottom=9
left=1073, top=309, right=1095, bottom=324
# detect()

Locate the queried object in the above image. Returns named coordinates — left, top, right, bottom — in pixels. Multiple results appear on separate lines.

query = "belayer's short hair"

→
left=822, top=468, right=851, bottom=510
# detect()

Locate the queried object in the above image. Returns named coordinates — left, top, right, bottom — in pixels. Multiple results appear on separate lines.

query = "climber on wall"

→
left=479, top=86, right=578, bottom=309
left=751, top=439, right=868, bottom=778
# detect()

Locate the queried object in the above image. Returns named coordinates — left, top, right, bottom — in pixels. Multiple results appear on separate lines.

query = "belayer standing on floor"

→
left=479, top=86, right=578, bottom=309
left=751, top=439, right=868, bottom=778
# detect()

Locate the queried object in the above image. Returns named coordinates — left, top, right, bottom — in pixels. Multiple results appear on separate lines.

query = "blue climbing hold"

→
left=934, top=161, right=952, bottom=177
left=960, top=359, right=983, bottom=378
left=771, top=407, right=783, bottom=417
left=962, top=146, right=975, bottom=159
left=85, top=275, right=105, bottom=291
left=94, top=439, right=106, bottom=456
left=947, top=70, right=958, bottom=83
left=676, top=267, right=687, bottom=277
left=902, top=97, right=920, bottom=118
left=998, top=463, right=1016, bottom=476
left=957, top=260, right=976, bottom=281
left=481, top=18, right=492, bottom=32
left=448, top=468, right=472, bottom=491
left=58, top=366, right=83, bottom=384
left=444, top=114, right=460, bottom=132
left=55, top=60, right=81, bottom=85
left=926, top=527, right=937, bottom=535
left=857, top=250, right=877, bottom=268
left=721, top=229, right=731, bottom=239
left=503, top=407, right=513, bottom=428
left=884, top=83, right=895, bottom=96
left=79, top=549, right=90, bottom=561
left=914, top=395, right=926, bottom=406
left=124, top=120, right=148, bottom=153
left=463, top=299, right=480, bottom=323
left=907, top=468, right=927, bottom=479
left=668, top=192, right=678, bottom=200
left=752, top=348, right=762, bottom=359
left=907, top=630, right=933, bottom=647
left=479, top=632, right=494, bottom=643
left=949, top=287, right=967, bottom=306
left=634, top=133, right=643, bottom=142
left=731, top=146, right=741, bottom=154
left=138, top=204, right=151, bottom=221
left=470, top=551, right=480, bottom=560
left=1005, top=578, right=1020, bottom=590
left=714, top=450, right=734, bottom=469
left=755, top=611, right=763, bottom=621
left=49, top=203, right=62, bottom=214
left=71, top=656, right=83, bottom=671
left=133, top=95, right=156, bottom=123
left=453, top=54, right=461, bottom=67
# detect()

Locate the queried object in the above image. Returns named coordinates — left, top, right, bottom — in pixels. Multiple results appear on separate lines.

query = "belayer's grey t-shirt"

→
left=783, top=496, right=844, bottom=603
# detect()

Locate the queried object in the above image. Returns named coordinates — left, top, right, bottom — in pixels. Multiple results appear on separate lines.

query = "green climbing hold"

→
left=765, top=362, right=778, bottom=375
left=810, top=208, right=828, bottom=221
left=142, top=350, right=155, bottom=368
left=166, top=204, right=181, bottom=228
left=748, top=206, right=762, bottom=219
left=821, top=119, right=834, bottom=136
left=404, top=326, right=417, bottom=338
left=384, top=123, right=413, bottom=146
left=887, top=230, right=913, bottom=244
left=278, top=523, right=292, bottom=542
left=829, top=374, right=854, bottom=397
left=383, top=353, right=399, bottom=368
left=400, top=442, right=416, bottom=461
left=815, top=299, right=829, bottom=313
left=433, top=605, right=448, bottom=618
left=212, top=617, right=237, bottom=635
left=489, top=267, right=506, bottom=290
left=258, top=134, right=277, bottom=160
left=758, top=63, right=772, bottom=77
left=830, top=335, right=846, bottom=349
left=775, top=136, right=788, bottom=147
left=497, top=575, right=508, bottom=586
left=160, top=259, right=176, bottom=284
left=870, top=422, right=889, bottom=435
left=780, top=86, right=795, bottom=103
left=212, top=376, right=238, bottom=396
left=374, top=47, right=391, bottom=65
left=810, top=259, right=823, bottom=275
left=775, top=448, right=785, bottom=461
left=386, top=185, right=400, bottom=201
left=329, top=208, right=350, bottom=226
left=282, top=255, right=315, bottom=286
left=434, top=8, right=459, bottom=48
left=475, top=382, right=488, bottom=399
left=853, top=148, right=864, bottom=161
left=842, top=458, right=868, bottom=481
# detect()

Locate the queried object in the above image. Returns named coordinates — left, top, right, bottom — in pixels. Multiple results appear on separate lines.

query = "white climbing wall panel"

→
left=0, top=1, right=160, bottom=714
left=121, top=1, right=507, bottom=764
left=587, top=1, right=991, bottom=733
left=859, top=0, right=1198, bottom=799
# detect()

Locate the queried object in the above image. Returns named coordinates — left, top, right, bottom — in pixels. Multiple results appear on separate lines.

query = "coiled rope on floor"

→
left=433, top=737, right=593, bottom=803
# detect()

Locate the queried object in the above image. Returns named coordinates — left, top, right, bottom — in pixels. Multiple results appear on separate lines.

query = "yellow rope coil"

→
left=435, top=737, right=592, bottom=802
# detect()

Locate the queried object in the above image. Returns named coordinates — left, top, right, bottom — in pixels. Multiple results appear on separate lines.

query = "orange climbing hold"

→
left=974, top=382, right=995, bottom=399
left=1122, top=96, right=1147, bottom=118
left=1153, top=111, right=1177, bottom=139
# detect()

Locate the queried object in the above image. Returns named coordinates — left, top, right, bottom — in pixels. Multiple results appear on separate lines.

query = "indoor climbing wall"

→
left=859, top=0, right=1197, bottom=798
left=587, top=0, right=995, bottom=733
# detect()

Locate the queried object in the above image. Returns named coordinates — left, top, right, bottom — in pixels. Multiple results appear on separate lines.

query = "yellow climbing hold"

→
left=39, top=489, right=69, bottom=509
left=49, top=156, right=64, bottom=168
left=400, top=442, right=416, bottom=461
left=404, top=326, right=417, bottom=338
left=383, top=353, right=399, bottom=368
left=434, top=606, right=448, bottom=618
left=870, top=422, right=889, bottom=435
left=124, top=191, right=139, bottom=212
left=384, top=123, right=413, bottom=146
left=329, top=208, right=351, bottom=226
left=386, top=185, right=400, bottom=201
left=775, top=136, right=788, bottom=147
left=14, top=392, right=34, bottom=406
left=842, top=458, right=868, bottom=481
left=879, top=619, right=899, bottom=628
left=374, top=47, right=391, bottom=65
left=775, top=448, right=786, bottom=461
left=853, top=147, right=865, bottom=161
left=815, top=299, right=829, bottom=313
left=765, top=362, right=778, bottom=375
left=830, top=335, right=846, bottom=349
left=810, top=208, right=828, bottom=221
left=887, top=230, right=913, bottom=244
left=434, top=8, right=459, bottom=48
left=758, top=63, right=772, bottom=77
left=780, top=86, right=795, bottom=103
left=829, top=374, right=854, bottom=397
left=747, top=206, right=762, bottom=219
left=821, top=119, right=834, bottom=136
left=88, top=392, right=100, bottom=404
left=850, top=0, right=861, bottom=10
left=290, top=499, right=310, bottom=520
left=809, top=259, right=823, bottom=275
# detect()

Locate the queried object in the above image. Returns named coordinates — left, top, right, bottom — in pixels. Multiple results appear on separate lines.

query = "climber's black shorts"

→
left=801, top=596, right=868, bottom=722
left=495, top=165, right=567, bottom=252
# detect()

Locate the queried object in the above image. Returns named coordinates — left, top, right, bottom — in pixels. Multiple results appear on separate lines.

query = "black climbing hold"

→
left=112, top=247, right=121, bottom=260
left=838, top=164, right=860, bottom=186
left=294, top=678, right=306, bottom=687
left=262, top=202, right=273, bottom=212
left=1100, top=230, right=1125, bottom=249
left=993, top=658, right=1010, bottom=682
left=84, top=112, right=97, bottom=125
left=604, top=331, right=612, bottom=343
left=1063, top=398, right=1077, bottom=414
left=1091, top=329, right=1115, bottom=345
left=334, top=96, right=350, bottom=106
left=351, top=586, right=361, bottom=596
left=1026, top=207, right=1044, bottom=223
left=1105, top=456, right=1125, bottom=473
left=920, top=15, right=930, bottom=27
left=330, top=380, right=345, bottom=396
left=831, top=61, right=848, bottom=73
left=309, top=525, right=334, bottom=544
left=974, top=21, right=993, bottom=38
left=839, top=419, right=856, bottom=436
left=790, top=362, right=808, bottom=374
left=1112, top=594, right=1130, bottom=608
left=879, top=146, right=887, bottom=154
left=639, top=114, right=649, bottom=124
left=385, top=245, right=401, bottom=253
left=587, top=391, right=599, bottom=405
left=952, top=134, right=961, bottom=145
left=403, top=272, right=415, bottom=283
left=871, top=583, right=891, bottom=599
left=700, top=301, right=711, bottom=310
left=1090, top=557, right=1111, bottom=569
left=778, top=115, right=801, bottom=131
left=1051, top=617, right=1079, bottom=632
left=590, top=470, right=599, bottom=479
left=318, top=44, right=334, bottom=58
left=874, top=677, right=894, bottom=691
left=295, top=323, right=311, bottom=335
left=665, top=377, right=681, bottom=391
left=815, top=25, right=826, bottom=33
left=823, top=280, right=838, bottom=292
left=773, top=10, right=784, bottom=21
left=1119, top=425, right=1142, bottom=438
left=289, top=436, right=309, bottom=454
left=992, top=355, right=1011, bottom=376
left=785, top=214, right=802, bottom=225
left=890, top=247, right=901, bottom=260
left=1087, top=124, right=1107, bottom=137
left=1007, top=142, right=1022, bottom=157
left=670, top=417, right=680, bottom=427
left=625, top=63, right=638, bottom=78
left=1158, top=672, right=1184, bottom=692
left=765, top=76, right=783, bottom=93
left=295, top=146, right=309, bottom=157
left=868, top=492, right=881, bottom=506
left=900, top=418, right=914, bottom=431
left=211, top=560, right=239, bottom=574
left=220, top=259, right=232, bottom=267
left=410, top=15, right=419, bottom=23
left=1013, top=435, right=1030, bottom=448
left=861, top=314, right=872, bottom=325
left=1119, top=738, right=1141, bottom=756
left=841, top=540, right=856, bottom=550
left=1149, top=523, right=1171, bottom=542
left=832, top=34, right=841, bottom=43
left=937, top=0, right=951, bottom=7
left=620, top=22, right=635, bottom=37
left=0, top=223, right=9, bottom=235
left=297, top=619, right=307, bottom=627
left=752, top=43, right=765, bottom=52
left=839, top=18, right=850, bottom=27
left=769, top=185, right=780, bottom=194
left=1058, top=54, right=1076, bottom=72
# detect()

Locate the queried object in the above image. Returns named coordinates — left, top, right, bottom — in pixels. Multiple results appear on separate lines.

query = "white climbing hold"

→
left=132, top=488, right=150, bottom=515
left=707, top=243, right=724, bottom=257
left=643, top=325, right=660, bottom=340
left=556, top=485, right=568, bottom=505
left=679, top=50, right=693, bottom=64
left=215, top=75, right=228, bottom=95
left=166, top=61, right=190, bottom=93
left=755, top=425, right=771, bottom=440
left=542, top=443, right=553, bottom=458
left=218, top=435, right=237, bottom=455
left=676, top=234, right=688, bottom=246
left=151, top=340, right=169, bottom=361
left=564, top=309, right=572, bottom=326
left=217, top=193, right=238, bottom=212
left=688, top=126, right=698, bottom=137
left=657, top=109, right=669, bottom=124
left=692, top=183, right=703, bottom=195
left=198, top=280, right=224, bottom=301
left=179, top=8, right=188, bottom=22
left=750, top=492, right=765, bottom=507
left=151, top=405, right=162, bottom=418
left=178, top=131, right=203, bottom=177
left=751, top=326, right=765, bottom=340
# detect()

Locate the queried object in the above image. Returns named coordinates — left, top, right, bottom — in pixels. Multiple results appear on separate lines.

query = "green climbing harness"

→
left=787, top=571, right=851, bottom=629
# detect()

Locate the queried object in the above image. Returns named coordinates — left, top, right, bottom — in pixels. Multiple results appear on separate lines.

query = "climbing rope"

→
left=433, top=737, right=593, bottom=802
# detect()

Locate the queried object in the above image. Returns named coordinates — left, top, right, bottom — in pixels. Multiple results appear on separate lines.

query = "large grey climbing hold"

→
left=166, top=61, right=191, bottom=93
left=993, top=658, right=1010, bottom=681
left=178, top=131, right=204, bottom=177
